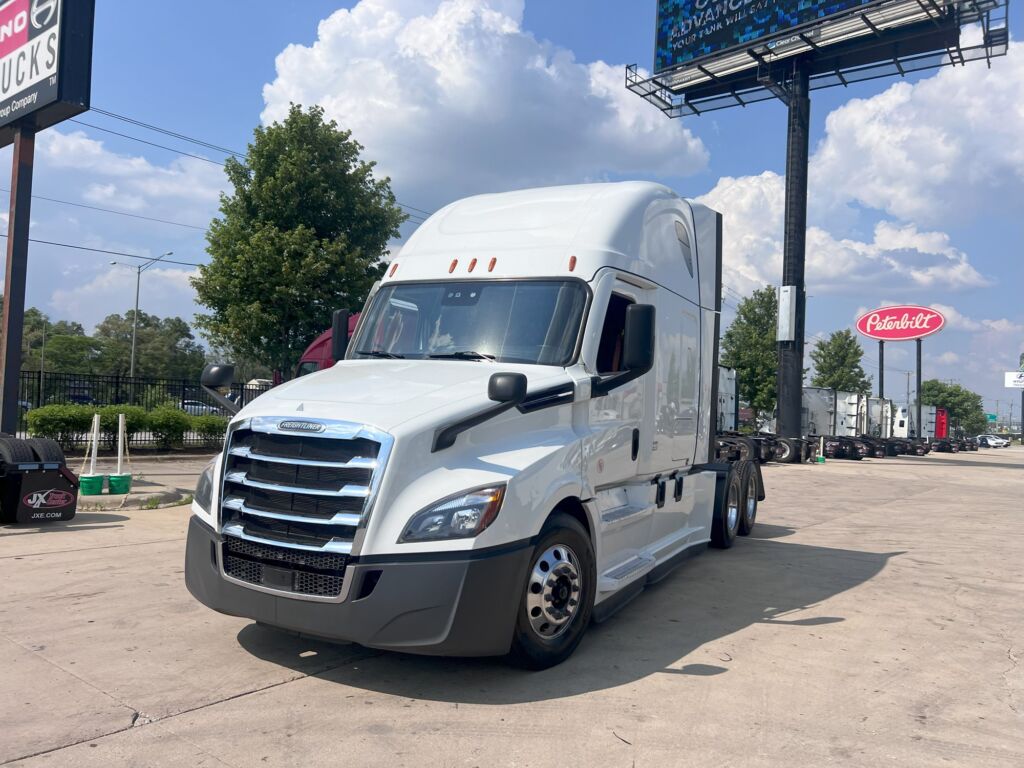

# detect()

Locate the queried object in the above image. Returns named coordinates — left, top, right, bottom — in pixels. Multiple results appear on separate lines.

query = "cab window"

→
left=596, top=293, right=634, bottom=373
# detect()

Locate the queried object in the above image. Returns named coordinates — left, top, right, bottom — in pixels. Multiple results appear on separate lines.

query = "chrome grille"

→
left=223, top=536, right=347, bottom=597
left=218, top=416, right=392, bottom=600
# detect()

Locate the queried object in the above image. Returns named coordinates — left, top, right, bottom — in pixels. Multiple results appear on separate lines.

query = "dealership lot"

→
left=1, top=449, right=1021, bottom=767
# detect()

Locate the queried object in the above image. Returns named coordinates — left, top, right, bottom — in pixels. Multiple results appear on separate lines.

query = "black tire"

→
left=508, top=512, right=596, bottom=670
left=774, top=438, right=794, bottom=463
left=738, top=461, right=758, bottom=536
left=711, top=468, right=742, bottom=549
left=24, top=438, right=65, bottom=463
left=873, top=447, right=886, bottom=459
left=0, top=437, right=36, bottom=463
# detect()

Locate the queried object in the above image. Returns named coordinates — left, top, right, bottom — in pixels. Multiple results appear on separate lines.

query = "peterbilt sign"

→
left=855, top=305, right=945, bottom=341
left=0, top=0, right=93, bottom=146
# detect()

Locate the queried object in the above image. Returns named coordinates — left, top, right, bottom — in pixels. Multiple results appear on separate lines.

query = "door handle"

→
left=631, top=428, right=640, bottom=461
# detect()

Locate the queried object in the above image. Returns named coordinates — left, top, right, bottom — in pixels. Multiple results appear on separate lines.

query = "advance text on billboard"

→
left=655, top=0, right=883, bottom=73
left=0, top=0, right=60, bottom=129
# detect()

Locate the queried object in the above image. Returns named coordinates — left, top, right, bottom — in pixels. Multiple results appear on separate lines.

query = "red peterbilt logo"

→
left=855, top=305, right=945, bottom=341
left=22, top=488, right=74, bottom=509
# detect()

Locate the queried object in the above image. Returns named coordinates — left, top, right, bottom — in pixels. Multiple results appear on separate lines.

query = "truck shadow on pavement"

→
left=238, top=537, right=902, bottom=704
left=0, top=512, right=130, bottom=535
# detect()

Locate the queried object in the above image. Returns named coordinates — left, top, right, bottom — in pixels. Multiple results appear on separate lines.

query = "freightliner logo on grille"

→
left=278, top=420, right=325, bottom=433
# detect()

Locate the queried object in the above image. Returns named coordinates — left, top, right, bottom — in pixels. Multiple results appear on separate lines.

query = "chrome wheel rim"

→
left=526, top=544, right=582, bottom=639
left=746, top=475, right=757, bottom=521
left=727, top=482, right=740, bottom=533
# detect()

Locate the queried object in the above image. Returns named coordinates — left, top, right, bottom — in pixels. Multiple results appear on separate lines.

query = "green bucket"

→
left=79, top=474, right=105, bottom=495
left=107, top=473, right=132, bottom=495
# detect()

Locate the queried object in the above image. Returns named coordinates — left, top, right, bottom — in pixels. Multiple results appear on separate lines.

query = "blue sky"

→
left=3, top=0, right=1022, bottom=416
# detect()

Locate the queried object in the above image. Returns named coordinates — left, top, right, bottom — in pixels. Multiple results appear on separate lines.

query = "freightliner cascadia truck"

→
left=185, top=182, right=765, bottom=668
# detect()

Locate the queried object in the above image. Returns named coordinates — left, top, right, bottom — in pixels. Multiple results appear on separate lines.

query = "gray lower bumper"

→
left=184, top=516, right=532, bottom=657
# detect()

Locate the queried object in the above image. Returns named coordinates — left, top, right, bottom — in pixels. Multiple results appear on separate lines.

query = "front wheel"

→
left=711, top=468, right=743, bottom=549
left=508, top=512, right=596, bottom=670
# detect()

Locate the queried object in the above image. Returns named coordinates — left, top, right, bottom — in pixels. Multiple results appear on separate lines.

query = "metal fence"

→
left=16, top=370, right=271, bottom=447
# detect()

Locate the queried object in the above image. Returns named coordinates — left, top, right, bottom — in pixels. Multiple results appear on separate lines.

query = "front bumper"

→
left=185, top=516, right=532, bottom=656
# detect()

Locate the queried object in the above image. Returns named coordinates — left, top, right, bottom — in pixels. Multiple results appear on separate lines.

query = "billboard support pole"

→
left=776, top=59, right=810, bottom=439
left=915, top=337, right=922, bottom=442
left=878, top=340, right=884, bottom=398
left=0, top=124, right=36, bottom=435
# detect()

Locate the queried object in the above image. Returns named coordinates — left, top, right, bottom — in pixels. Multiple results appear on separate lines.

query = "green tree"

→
left=919, top=379, right=987, bottom=436
left=93, top=311, right=207, bottom=379
left=192, top=104, right=405, bottom=376
left=809, top=329, right=872, bottom=393
left=720, top=286, right=778, bottom=422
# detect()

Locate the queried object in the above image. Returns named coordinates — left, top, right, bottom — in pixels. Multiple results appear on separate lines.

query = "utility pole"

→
left=776, top=59, right=811, bottom=439
left=110, top=251, right=173, bottom=377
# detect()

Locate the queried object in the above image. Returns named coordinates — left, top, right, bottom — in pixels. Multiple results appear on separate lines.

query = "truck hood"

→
left=236, top=359, right=571, bottom=434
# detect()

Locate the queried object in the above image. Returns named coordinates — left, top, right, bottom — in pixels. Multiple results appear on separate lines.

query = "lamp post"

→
left=109, top=251, right=173, bottom=377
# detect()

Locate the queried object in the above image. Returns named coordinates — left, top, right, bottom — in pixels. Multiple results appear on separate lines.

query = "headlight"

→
left=399, top=485, right=506, bottom=543
left=195, top=458, right=216, bottom=514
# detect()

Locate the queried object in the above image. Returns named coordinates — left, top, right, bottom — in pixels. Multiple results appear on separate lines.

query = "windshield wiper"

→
left=427, top=350, right=496, bottom=361
left=355, top=349, right=406, bottom=359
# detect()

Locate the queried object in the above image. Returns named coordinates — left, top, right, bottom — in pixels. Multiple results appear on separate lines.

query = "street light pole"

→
left=110, top=250, right=172, bottom=378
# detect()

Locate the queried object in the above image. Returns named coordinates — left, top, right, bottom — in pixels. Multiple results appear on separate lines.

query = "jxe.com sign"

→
left=856, top=305, right=945, bottom=341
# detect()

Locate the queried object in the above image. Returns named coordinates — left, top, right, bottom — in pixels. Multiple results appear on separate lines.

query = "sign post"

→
left=856, top=305, right=945, bottom=439
left=0, top=0, right=95, bottom=434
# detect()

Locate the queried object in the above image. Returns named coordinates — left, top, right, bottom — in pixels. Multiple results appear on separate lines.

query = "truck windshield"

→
left=351, top=280, right=587, bottom=366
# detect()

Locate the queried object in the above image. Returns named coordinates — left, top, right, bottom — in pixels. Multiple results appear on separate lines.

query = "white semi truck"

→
left=185, top=182, right=764, bottom=668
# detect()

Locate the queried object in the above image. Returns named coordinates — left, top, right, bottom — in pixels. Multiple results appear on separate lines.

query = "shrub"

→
left=192, top=414, right=229, bottom=447
left=98, top=405, right=149, bottom=449
left=148, top=406, right=192, bottom=449
left=26, top=405, right=95, bottom=449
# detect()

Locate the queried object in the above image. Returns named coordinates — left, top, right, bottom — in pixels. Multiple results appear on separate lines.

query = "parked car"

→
left=182, top=400, right=220, bottom=416
left=977, top=434, right=1009, bottom=448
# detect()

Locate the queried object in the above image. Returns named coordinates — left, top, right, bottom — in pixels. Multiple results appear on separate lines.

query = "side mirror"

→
left=488, top=372, right=527, bottom=404
left=201, top=363, right=235, bottom=388
left=331, top=309, right=350, bottom=362
left=591, top=304, right=656, bottom=398
left=622, top=304, right=655, bottom=373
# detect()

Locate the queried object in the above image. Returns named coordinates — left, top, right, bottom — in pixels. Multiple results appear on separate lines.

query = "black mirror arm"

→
left=590, top=364, right=651, bottom=398
left=432, top=400, right=520, bottom=452
left=201, top=385, right=241, bottom=416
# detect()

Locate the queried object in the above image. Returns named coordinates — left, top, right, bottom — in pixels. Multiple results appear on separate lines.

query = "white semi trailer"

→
left=185, top=182, right=765, bottom=668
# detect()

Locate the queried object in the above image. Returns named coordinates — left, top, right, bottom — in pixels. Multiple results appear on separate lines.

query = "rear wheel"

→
left=711, top=468, right=742, bottom=549
left=738, top=461, right=758, bottom=536
left=508, top=512, right=595, bottom=670
left=774, top=438, right=794, bottom=463
left=736, top=438, right=754, bottom=462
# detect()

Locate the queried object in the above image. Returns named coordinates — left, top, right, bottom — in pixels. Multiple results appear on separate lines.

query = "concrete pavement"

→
left=1, top=447, right=1021, bottom=766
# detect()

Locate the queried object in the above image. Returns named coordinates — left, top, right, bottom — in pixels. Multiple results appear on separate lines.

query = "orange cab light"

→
left=468, top=258, right=477, bottom=272
left=389, top=262, right=399, bottom=277
left=449, top=259, right=458, bottom=274
left=568, top=255, right=577, bottom=272
left=488, top=257, right=497, bottom=272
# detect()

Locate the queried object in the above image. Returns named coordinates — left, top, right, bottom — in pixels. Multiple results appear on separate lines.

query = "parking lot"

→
left=1, top=448, right=1021, bottom=767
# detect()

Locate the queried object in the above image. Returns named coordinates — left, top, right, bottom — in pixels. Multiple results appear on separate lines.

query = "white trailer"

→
left=186, top=182, right=764, bottom=668
left=717, top=366, right=737, bottom=432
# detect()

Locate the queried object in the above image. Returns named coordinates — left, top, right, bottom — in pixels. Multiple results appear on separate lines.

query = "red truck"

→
left=294, top=314, right=360, bottom=377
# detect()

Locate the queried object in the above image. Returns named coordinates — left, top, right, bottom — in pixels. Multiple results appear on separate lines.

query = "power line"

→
left=87, top=108, right=436, bottom=221
left=0, top=187, right=206, bottom=230
left=90, top=107, right=244, bottom=157
left=67, top=119, right=226, bottom=166
left=0, top=232, right=203, bottom=267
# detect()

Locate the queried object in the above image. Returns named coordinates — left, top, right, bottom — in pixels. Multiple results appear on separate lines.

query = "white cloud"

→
left=49, top=267, right=200, bottom=333
left=261, top=0, right=707, bottom=211
left=812, top=40, right=1024, bottom=225
left=699, top=173, right=987, bottom=294
left=929, top=303, right=1024, bottom=334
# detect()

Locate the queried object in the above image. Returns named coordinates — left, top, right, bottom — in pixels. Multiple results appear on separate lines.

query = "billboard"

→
left=1005, top=371, right=1024, bottom=389
left=0, top=0, right=93, bottom=146
left=855, top=305, right=944, bottom=342
left=655, top=0, right=888, bottom=73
